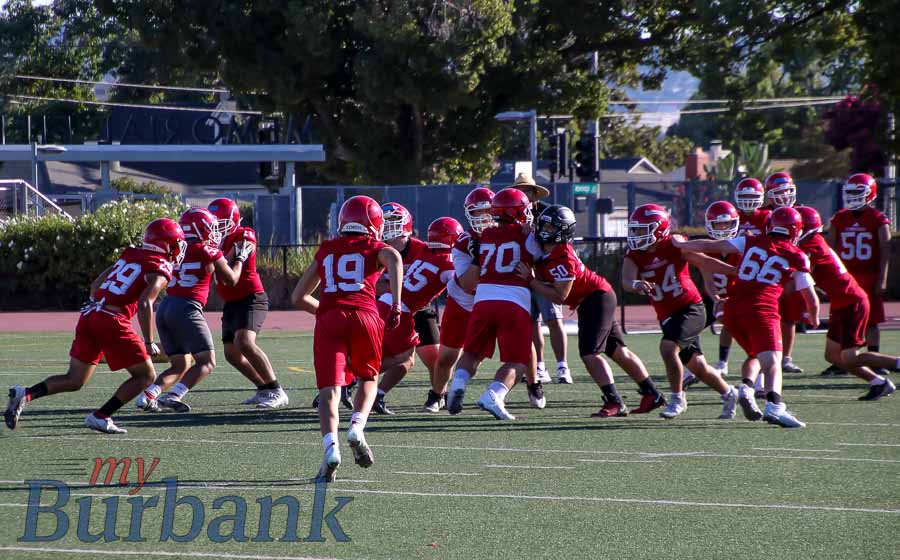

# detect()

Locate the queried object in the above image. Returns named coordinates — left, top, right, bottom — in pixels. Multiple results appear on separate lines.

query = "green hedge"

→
left=0, top=197, right=188, bottom=310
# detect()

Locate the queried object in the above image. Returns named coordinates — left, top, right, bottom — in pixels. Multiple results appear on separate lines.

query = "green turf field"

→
left=0, top=330, right=898, bottom=560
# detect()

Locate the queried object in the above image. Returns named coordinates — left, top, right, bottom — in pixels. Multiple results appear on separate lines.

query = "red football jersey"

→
left=829, top=207, right=889, bottom=277
left=92, top=247, right=173, bottom=318
left=382, top=248, right=453, bottom=313
left=536, top=242, right=611, bottom=309
left=166, top=242, right=222, bottom=306
left=708, top=251, right=742, bottom=297
left=724, top=234, right=811, bottom=318
left=446, top=229, right=478, bottom=310
left=800, top=234, right=866, bottom=309
left=474, top=224, right=538, bottom=312
left=738, top=208, right=770, bottom=237
left=625, top=236, right=703, bottom=321
left=216, top=226, right=265, bottom=301
left=315, top=235, right=388, bottom=315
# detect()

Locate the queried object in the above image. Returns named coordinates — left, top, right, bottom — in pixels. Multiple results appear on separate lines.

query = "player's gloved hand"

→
left=145, top=341, right=161, bottom=357
left=234, top=240, right=254, bottom=263
left=467, top=236, right=480, bottom=265
left=79, top=297, right=97, bottom=314
left=385, top=304, right=401, bottom=330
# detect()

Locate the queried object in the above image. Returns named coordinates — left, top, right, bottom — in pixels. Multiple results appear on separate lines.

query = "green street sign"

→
left=573, top=182, right=597, bottom=195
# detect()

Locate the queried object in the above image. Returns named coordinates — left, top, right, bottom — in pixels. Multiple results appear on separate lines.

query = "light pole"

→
left=495, top=110, right=538, bottom=177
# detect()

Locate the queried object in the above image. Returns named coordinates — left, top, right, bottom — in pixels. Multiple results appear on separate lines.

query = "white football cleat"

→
left=477, top=390, right=516, bottom=420
left=85, top=414, right=127, bottom=434
left=719, top=386, right=737, bottom=419
left=4, top=385, right=27, bottom=430
left=682, top=371, right=699, bottom=389
left=556, top=366, right=573, bottom=384
left=536, top=366, right=552, bottom=384
left=135, top=393, right=159, bottom=412
left=714, top=361, right=729, bottom=377
left=763, top=402, right=806, bottom=428
left=347, top=428, right=374, bottom=468
left=158, top=393, right=191, bottom=413
left=527, top=382, right=546, bottom=409
left=256, top=388, right=289, bottom=409
left=242, top=391, right=263, bottom=405
left=317, top=444, right=342, bottom=483
left=447, top=388, right=466, bottom=415
left=660, top=395, right=686, bottom=419
left=738, top=385, right=763, bottom=421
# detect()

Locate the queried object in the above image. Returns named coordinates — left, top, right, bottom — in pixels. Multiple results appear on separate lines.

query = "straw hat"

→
left=509, top=172, right=550, bottom=200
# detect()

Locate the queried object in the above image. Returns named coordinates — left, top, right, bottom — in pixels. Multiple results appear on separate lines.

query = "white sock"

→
left=488, top=381, right=509, bottom=400
left=170, top=383, right=189, bottom=398
left=537, top=361, right=546, bottom=372
left=782, top=356, right=792, bottom=365
left=323, top=432, right=337, bottom=451
left=376, top=389, right=386, bottom=398
left=450, top=369, right=471, bottom=392
left=350, top=411, right=368, bottom=430
left=754, top=376, right=765, bottom=391
left=721, top=386, right=734, bottom=399
left=671, top=391, right=685, bottom=402
left=870, top=376, right=887, bottom=386
left=557, top=361, right=568, bottom=370
left=145, top=385, right=162, bottom=399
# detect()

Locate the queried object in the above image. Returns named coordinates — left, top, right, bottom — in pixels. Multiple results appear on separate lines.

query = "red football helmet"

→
left=843, top=173, right=877, bottom=210
left=627, top=204, right=670, bottom=251
left=427, top=217, right=464, bottom=249
left=339, top=195, right=384, bottom=239
left=491, top=188, right=532, bottom=225
left=796, top=206, right=823, bottom=242
left=179, top=208, right=220, bottom=247
left=207, top=198, right=241, bottom=239
left=464, top=187, right=495, bottom=233
left=705, top=201, right=740, bottom=240
left=766, top=206, right=803, bottom=245
left=143, top=218, right=187, bottom=265
left=734, top=178, right=764, bottom=212
left=764, top=172, right=796, bottom=208
left=381, top=202, right=413, bottom=240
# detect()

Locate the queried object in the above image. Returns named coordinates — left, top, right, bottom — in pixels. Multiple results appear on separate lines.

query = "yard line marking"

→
left=393, top=471, right=479, bottom=477
left=0, top=546, right=343, bottom=560
left=752, top=448, right=839, bottom=453
left=640, top=451, right=709, bottom=457
left=809, top=422, right=900, bottom=428
left=325, top=488, right=900, bottom=515
left=578, top=459, right=664, bottom=464
left=485, top=464, right=574, bottom=470
left=696, top=453, right=900, bottom=464
left=0, top=503, right=29, bottom=507
left=838, top=443, right=900, bottom=448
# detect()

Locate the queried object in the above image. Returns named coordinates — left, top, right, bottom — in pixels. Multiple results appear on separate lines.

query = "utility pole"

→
left=588, top=51, right=601, bottom=237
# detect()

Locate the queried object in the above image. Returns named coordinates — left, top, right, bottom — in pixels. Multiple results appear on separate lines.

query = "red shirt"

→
left=446, top=229, right=478, bottom=310
left=626, top=236, right=703, bottom=321
left=475, top=223, right=538, bottom=312
left=216, top=227, right=265, bottom=301
left=724, top=234, right=811, bottom=318
left=315, top=235, right=387, bottom=315
left=738, top=208, right=770, bottom=237
left=800, top=233, right=866, bottom=310
left=382, top=247, right=453, bottom=313
left=93, top=247, right=173, bottom=318
left=829, top=207, right=889, bottom=277
left=708, top=251, right=742, bottom=296
left=536, top=242, right=611, bottom=309
left=167, top=242, right=222, bottom=306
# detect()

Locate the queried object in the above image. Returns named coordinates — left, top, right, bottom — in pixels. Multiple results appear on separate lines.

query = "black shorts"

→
left=221, top=292, right=268, bottom=344
left=413, top=303, right=440, bottom=346
left=660, top=302, right=706, bottom=364
left=156, top=296, right=214, bottom=356
left=577, top=290, right=626, bottom=358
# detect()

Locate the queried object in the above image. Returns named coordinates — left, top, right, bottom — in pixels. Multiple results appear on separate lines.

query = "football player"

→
left=429, top=187, right=495, bottom=412
left=519, top=205, right=666, bottom=417
left=135, top=208, right=246, bottom=413
left=698, top=201, right=744, bottom=379
left=734, top=177, right=769, bottom=237
left=292, top=196, right=403, bottom=482
left=622, top=204, right=738, bottom=420
left=447, top=188, right=540, bottom=420
left=796, top=207, right=897, bottom=400
left=673, top=207, right=819, bottom=428
left=826, top=173, right=892, bottom=377
left=375, top=215, right=461, bottom=414
left=764, top=172, right=806, bottom=375
left=4, top=219, right=185, bottom=434
left=510, top=173, right=570, bottom=383
left=208, top=198, right=288, bottom=408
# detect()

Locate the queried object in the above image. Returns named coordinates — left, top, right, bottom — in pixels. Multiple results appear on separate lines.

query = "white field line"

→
left=486, top=464, right=574, bottom=470
left=325, top=488, right=900, bottom=515
left=0, top=546, right=342, bottom=560
left=809, top=422, right=900, bottom=428
left=392, top=471, right=479, bottom=477
left=838, top=443, right=900, bottom=448
left=752, top=448, right=839, bottom=453
left=578, top=459, right=664, bottom=464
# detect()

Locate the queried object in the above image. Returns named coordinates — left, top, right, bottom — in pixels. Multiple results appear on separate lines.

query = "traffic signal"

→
left=573, top=133, right=596, bottom=181
left=542, top=133, right=569, bottom=176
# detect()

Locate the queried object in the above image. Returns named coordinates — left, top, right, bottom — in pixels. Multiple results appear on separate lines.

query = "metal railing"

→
left=0, top=179, right=74, bottom=221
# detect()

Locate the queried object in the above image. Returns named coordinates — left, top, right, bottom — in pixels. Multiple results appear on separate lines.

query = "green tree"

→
left=600, top=118, right=694, bottom=173
left=855, top=0, right=900, bottom=164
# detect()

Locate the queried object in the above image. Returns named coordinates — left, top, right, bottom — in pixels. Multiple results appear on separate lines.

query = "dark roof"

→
left=599, top=157, right=644, bottom=171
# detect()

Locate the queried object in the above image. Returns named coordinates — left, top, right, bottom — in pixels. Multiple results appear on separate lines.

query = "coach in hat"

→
left=509, top=173, right=571, bottom=385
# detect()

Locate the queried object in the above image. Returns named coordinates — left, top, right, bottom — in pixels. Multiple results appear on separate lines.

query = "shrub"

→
left=0, top=197, right=188, bottom=310
left=112, top=176, right=171, bottom=196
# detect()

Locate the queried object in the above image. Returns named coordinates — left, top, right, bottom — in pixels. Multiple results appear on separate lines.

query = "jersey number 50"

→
left=323, top=253, right=365, bottom=293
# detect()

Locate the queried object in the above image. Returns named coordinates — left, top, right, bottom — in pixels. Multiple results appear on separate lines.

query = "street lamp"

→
left=495, top=110, right=537, bottom=178
left=30, top=144, right=67, bottom=215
